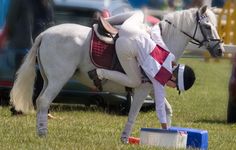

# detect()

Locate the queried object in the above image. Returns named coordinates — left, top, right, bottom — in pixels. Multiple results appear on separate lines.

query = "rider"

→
left=88, top=10, right=195, bottom=141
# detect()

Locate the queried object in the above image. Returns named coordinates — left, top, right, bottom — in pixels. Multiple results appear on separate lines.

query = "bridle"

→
left=162, top=11, right=223, bottom=49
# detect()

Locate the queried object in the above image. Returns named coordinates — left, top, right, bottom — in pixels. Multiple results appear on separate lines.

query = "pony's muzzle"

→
left=216, top=43, right=225, bottom=57
left=216, top=48, right=223, bottom=57
left=208, top=40, right=224, bottom=57
left=209, top=48, right=223, bottom=57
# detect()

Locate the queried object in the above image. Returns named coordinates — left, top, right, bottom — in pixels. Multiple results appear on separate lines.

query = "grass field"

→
left=0, top=58, right=236, bottom=150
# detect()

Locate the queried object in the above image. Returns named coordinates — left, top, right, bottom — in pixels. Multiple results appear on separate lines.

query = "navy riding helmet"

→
left=173, top=64, right=196, bottom=93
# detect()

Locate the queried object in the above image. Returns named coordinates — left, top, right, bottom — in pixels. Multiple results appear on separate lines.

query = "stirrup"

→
left=88, top=69, right=103, bottom=91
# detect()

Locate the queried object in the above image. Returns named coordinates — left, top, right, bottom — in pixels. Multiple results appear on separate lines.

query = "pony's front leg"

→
left=121, top=82, right=152, bottom=143
left=164, top=97, right=173, bottom=127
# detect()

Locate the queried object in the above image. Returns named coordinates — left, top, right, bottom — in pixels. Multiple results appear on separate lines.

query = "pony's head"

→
left=194, top=5, right=224, bottom=57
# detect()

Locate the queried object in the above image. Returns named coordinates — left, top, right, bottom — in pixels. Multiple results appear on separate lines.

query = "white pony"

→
left=10, top=6, right=224, bottom=136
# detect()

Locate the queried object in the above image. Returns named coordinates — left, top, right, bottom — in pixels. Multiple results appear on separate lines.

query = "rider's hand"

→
left=161, top=123, right=168, bottom=129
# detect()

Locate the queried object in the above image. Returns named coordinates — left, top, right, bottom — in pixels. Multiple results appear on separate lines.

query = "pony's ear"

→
left=199, top=5, right=208, bottom=15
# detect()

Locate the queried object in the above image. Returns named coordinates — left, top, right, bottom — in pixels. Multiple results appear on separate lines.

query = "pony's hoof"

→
left=38, top=132, right=47, bottom=138
left=120, top=136, right=128, bottom=144
left=37, top=130, right=47, bottom=137
left=37, top=122, right=48, bottom=137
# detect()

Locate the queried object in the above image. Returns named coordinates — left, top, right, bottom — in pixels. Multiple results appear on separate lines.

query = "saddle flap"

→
left=90, top=30, right=115, bottom=69
left=90, top=30, right=124, bottom=72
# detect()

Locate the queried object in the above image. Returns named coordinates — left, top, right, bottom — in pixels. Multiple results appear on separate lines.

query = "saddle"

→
left=90, top=21, right=123, bottom=72
left=97, top=17, right=118, bottom=38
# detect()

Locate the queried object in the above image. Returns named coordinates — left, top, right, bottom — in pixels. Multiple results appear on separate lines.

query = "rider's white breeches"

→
left=106, top=10, right=144, bottom=25
left=97, top=37, right=142, bottom=88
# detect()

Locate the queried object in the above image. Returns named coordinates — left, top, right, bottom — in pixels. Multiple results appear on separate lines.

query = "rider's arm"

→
left=148, top=74, right=168, bottom=129
left=155, top=81, right=168, bottom=129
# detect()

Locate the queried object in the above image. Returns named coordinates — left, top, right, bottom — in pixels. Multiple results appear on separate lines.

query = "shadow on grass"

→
left=49, top=103, right=155, bottom=116
left=49, top=104, right=127, bottom=116
left=194, top=119, right=227, bottom=124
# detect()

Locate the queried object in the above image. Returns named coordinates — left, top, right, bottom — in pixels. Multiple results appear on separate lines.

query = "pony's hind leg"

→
left=36, top=95, right=50, bottom=137
left=36, top=79, right=68, bottom=136
left=35, top=33, right=81, bottom=136
left=36, top=67, right=75, bottom=136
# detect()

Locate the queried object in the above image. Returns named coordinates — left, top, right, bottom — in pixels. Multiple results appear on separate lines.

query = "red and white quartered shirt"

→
left=134, top=27, right=175, bottom=123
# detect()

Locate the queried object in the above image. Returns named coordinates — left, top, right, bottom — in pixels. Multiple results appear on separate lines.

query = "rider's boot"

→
left=88, top=69, right=103, bottom=91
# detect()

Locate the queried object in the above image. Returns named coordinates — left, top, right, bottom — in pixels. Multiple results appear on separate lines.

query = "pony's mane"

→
left=161, top=8, right=197, bottom=47
left=160, top=7, right=217, bottom=60
left=163, top=8, right=197, bottom=30
left=162, top=7, right=217, bottom=30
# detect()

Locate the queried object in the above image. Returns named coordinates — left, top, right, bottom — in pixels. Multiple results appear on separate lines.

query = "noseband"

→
left=163, top=11, right=223, bottom=48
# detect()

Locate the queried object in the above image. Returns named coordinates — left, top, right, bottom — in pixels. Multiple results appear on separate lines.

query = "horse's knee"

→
left=124, top=77, right=141, bottom=88
left=129, top=79, right=141, bottom=88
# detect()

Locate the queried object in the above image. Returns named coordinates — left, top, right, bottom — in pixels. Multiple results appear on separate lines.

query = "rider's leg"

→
left=118, top=10, right=148, bottom=37
left=106, top=10, right=144, bottom=25
left=97, top=37, right=142, bottom=88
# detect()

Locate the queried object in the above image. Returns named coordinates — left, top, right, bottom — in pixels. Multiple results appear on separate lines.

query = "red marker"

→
left=128, top=137, right=140, bottom=144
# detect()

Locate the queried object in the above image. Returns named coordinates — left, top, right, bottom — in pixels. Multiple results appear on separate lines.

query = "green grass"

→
left=0, top=58, right=236, bottom=150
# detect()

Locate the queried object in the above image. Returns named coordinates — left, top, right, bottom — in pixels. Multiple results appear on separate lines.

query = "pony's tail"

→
left=10, top=33, right=43, bottom=114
